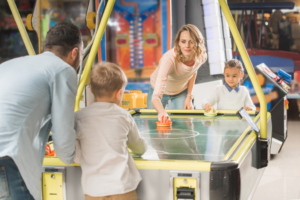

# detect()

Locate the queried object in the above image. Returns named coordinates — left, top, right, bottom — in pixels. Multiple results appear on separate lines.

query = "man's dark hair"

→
left=44, top=22, right=82, bottom=57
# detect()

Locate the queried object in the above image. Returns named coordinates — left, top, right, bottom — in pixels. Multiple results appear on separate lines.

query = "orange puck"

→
left=157, top=126, right=172, bottom=135
left=156, top=121, right=172, bottom=127
left=156, top=116, right=172, bottom=127
left=157, top=126, right=172, bottom=131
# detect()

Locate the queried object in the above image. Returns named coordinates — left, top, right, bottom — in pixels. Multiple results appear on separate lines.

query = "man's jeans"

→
left=0, top=157, right=34, bottom=200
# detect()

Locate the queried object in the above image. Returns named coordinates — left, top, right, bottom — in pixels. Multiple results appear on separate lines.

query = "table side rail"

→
left=231, top=112, right=271, bottom=164
left=137, top=109, right=257, bottom=115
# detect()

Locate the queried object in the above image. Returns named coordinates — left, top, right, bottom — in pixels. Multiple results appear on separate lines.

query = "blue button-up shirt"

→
left=0, top=52, right=77, bottom=199
left=224, top=83, right=240, bottom=92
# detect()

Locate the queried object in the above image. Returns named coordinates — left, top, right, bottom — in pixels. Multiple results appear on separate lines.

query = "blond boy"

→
left=74, top=62, right=147, bottom=200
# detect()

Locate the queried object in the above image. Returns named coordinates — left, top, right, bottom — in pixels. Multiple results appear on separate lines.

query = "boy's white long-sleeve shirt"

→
left=74, top=102, right=147, bottom=197
left=201, top=85, right=256, bottom=110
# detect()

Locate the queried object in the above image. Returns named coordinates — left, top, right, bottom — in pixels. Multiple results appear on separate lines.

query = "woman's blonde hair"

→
left=174, top=24, right=207, bottom=63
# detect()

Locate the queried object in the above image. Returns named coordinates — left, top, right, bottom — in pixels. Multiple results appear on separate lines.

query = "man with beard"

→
left=0, top=22, right=83, bottom=200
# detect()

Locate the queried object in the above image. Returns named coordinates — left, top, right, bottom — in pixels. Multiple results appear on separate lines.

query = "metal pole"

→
left=75, top=0, right=116, bottom=111
left=219, top=0, right=267, bottom=139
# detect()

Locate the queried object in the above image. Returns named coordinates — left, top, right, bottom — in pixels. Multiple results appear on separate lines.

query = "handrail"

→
left=7, top=0, right=36, bottom=55
left=228, top=2, right=295, bottom=10
left=74, top=0, right=116, bottom=111
left=219, top=0, right=267, bottom=139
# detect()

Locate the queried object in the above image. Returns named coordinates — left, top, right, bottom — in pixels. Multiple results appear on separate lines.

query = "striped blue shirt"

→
left=0, top=52, right=77, bottom=199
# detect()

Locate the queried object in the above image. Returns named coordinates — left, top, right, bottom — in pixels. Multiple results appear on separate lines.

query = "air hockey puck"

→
left=156, top=116, right=172, bottom=127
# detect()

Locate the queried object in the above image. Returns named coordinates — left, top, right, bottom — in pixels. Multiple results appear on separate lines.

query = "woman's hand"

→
left=204, top=103, right=212, bottom=112
left=184, top=97, right=194, bottom=109
left=153, top=99, right=170, bottom=122
left=158, top=112, right=169, bottom=122
left=244, top=106, right=252, bottom=111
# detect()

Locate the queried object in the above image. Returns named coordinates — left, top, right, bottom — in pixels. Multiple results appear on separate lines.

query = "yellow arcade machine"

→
left=8, top=0, right=271, bottom=199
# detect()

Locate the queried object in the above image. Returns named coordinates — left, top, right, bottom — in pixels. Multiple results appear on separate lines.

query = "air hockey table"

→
left=43, top=109, right=272, bottom=200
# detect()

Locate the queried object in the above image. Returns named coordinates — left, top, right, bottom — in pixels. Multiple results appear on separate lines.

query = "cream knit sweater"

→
left=202, top=85, right=256, bottom=110
left=150, top=48, right=206, bottom=102
left=74, top=102, right=147, bottom=197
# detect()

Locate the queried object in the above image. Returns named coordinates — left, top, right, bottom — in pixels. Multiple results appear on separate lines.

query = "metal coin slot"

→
left=170, top=171, right=200, bottom=200
left=177, top=187, right=195, bottom=200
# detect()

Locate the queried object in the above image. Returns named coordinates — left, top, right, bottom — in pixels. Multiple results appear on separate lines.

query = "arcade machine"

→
left=243, top=64, right=290, bottom=154
left=25, top=0, right=91, bottom=54
left=0, top=0, right=38, bottom=63
left=100, top=0, right=171, bottom=109
left=8, top=0, right=272, bottom=199
left=101, top=0, right=171, bottom=93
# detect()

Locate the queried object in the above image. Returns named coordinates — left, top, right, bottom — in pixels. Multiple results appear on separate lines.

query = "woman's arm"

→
left=184, top=72, right=197, bottom=109
left=152, top=99, right=169, bottom=122
left=151, top=55, right=174, bottom=122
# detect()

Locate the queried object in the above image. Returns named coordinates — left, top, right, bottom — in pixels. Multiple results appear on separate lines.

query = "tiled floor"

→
left=252, top=121, right=300, bottom=200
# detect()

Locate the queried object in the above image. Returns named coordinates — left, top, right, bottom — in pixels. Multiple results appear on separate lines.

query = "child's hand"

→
left=244, top=106, right=252, bottom=111
left=204, top=103, right=212, bottom=112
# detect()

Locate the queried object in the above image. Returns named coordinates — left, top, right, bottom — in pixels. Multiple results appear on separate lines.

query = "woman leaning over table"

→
left=147, top=24, right=207, bottom=121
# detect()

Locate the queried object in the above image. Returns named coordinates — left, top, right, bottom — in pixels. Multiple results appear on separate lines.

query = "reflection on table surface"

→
left=133, top=114, right=254, bottom=162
